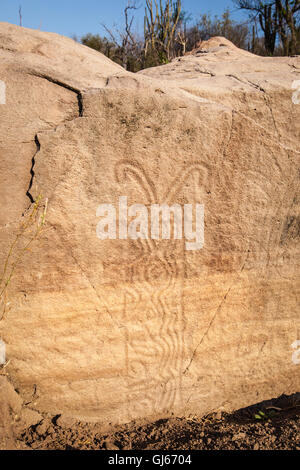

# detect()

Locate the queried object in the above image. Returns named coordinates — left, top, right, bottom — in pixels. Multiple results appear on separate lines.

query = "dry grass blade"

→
left=0, top=195, right=48, bottom=321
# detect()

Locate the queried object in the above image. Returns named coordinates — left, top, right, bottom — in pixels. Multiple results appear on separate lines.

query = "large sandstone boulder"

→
left=0, top=24, right=299, bottom=424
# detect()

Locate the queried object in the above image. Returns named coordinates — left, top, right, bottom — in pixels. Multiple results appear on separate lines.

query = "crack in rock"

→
left=26, top=134, right=40, bottom=204
left=28, top=71, right=84, bottom=117
left=25, top=72, right=85, bottom=204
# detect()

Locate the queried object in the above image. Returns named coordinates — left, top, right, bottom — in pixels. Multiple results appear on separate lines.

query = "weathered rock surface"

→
left=0, top=24, right=299, bottom=424
left=0, top=375, right=40, bottom=449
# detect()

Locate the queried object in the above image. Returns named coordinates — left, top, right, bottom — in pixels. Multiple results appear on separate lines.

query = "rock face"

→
left=0, top=24, right=299, bottom=424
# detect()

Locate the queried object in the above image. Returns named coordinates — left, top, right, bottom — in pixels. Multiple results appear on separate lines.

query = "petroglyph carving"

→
left=115, top=160, right=208, bottom=416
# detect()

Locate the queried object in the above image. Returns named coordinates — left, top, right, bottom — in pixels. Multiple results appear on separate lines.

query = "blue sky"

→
left=0, top=0, right=246, bottom=38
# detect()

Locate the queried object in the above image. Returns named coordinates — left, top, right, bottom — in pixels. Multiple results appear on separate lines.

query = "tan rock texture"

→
left=0, top=24, right=299, bottom=424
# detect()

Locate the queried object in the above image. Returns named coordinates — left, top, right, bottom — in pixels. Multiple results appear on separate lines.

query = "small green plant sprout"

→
left=254, top=410, right=267, bottom=421
left=0, top=195, right=48, bottom=321
left=254, top=409, right=278, bottom=421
